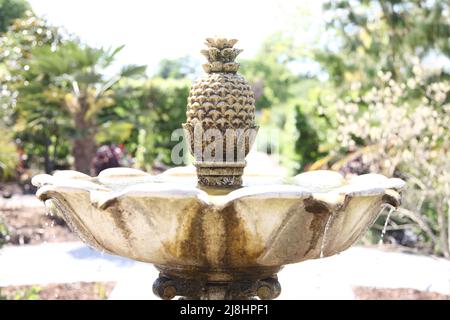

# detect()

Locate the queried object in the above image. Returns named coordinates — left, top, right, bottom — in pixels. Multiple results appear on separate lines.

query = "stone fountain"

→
left=32, top=38, right=404, bottom=300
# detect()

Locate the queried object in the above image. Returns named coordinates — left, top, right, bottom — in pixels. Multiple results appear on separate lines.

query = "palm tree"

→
left=28, top=41, right=146, bottom=174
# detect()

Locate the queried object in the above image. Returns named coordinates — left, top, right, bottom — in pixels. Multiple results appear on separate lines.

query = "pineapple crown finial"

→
left=201, top=37, right=243, bottom=74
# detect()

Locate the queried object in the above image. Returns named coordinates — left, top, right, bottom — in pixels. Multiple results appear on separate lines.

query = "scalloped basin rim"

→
left=32, top=168, right=406, bottom=194
left=32, top=168, right=405, bottom=209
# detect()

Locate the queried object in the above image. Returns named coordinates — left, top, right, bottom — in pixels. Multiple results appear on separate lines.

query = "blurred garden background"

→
left=0, top=0, right=449, bottom=299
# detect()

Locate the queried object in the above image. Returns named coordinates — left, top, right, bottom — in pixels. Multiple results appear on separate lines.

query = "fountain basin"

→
left=32, top=167, right=403, bottom=298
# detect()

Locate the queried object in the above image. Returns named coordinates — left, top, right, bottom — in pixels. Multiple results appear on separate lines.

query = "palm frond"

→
left=101, top=44, right=125, bottom=67
left=120, top=64, right=147, bottom=78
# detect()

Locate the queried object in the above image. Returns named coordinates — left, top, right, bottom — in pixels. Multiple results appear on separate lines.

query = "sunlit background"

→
left=28, top=0, right=325, bottom=73
left=1, top=0, right=449, bottom=300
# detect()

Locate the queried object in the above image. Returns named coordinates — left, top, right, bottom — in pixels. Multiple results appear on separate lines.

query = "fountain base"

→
left=152, top=266, right=282, bottom=300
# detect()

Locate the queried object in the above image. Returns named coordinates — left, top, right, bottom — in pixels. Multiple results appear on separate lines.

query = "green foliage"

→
left=0, top=12, right=64, bottom=172
left=309, top=0, right=450, bottom=255
left=294, top=104, right=322, bottom=171
left=0, top=217, right=9, bottom=247
left=134, top=78, right=190, bottom=169
left=1, top=11, right=146, bottom=174
left=262, top=98, right=329, bottom=175
left=239, top=33, right=329, bottom=173
left=332, top=60, right=450, bottom=255
left=96, top=122, right=134, bottom=145
left=155, top=56, right=198, bottom=79
left=0, top=126, right=18, bottom=179
left=29, top=42, right=145, bottom=83
left=98, top=77, right=190, bottom=170
left=0, top=0, right=29, bottom=33
left=240, top=33, right=301, bottom=110
left=10, top=286, right=41, bottom=300
left=319, top=0, right=450, bottom=87
left=17, top=39, right=146, bottom=173
left=0, top=11, right=61, bottom=118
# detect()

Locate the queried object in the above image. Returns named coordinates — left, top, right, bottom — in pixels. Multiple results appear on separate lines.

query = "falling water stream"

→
left=320, top=212, right=337, bottom=258
left=378, top=205, right=395, bottom=245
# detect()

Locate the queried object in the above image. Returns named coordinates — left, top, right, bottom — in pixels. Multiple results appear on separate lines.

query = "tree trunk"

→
left=72, top=111, right=97, bottom=175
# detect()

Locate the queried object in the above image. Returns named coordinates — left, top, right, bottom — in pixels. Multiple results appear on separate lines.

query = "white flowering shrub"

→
left=334, top=58, right=450, bottom=257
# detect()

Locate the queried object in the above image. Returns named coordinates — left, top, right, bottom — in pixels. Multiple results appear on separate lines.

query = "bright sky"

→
left=28, top=0, right=324, bottom=74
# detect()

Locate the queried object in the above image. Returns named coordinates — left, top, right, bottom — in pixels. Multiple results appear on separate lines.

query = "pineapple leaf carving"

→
left=201, top=38, right=243, bottom=74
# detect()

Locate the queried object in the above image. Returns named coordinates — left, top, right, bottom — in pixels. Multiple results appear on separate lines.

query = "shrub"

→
left=333, top=58, right=450, bottom=256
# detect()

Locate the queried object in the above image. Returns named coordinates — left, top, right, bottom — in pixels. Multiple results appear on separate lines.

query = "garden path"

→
left=1, top=242, right=449, bottom=299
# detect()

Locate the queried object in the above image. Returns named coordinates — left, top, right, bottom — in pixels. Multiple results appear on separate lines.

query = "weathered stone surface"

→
left=32, top=168, right=404, bottom=271
left=183, top=38, right=258, bottom=187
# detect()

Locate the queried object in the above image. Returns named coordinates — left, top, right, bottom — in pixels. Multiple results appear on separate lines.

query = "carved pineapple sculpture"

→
left=183, top=38, right=258, bottom=187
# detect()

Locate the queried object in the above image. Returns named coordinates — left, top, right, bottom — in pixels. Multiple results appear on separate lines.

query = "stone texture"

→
left=183, top=38, right=258, bottom=187
left=32, top=168, right=404, bottom=299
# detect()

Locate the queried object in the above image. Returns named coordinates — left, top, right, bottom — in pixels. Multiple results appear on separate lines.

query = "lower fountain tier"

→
left=32, top=168, right=404, bottom=300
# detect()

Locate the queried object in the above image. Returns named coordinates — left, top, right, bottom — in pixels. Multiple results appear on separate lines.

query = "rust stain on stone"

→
left=164, top=201, right=264, bottom=269
left=104, top=198, right=132, bottom=241
left=221, top=202, right=264, bottom=267
left=303, top=197, right=332, bottom=256
left=304, top=211, right=329, bottom=256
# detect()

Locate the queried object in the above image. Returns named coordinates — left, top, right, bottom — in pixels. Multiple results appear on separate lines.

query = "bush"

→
left=333, top=59, right=450, bottom=256
left=136, top=78, right=190, bottom=169
left=107, top=78, right=191, bottom=171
